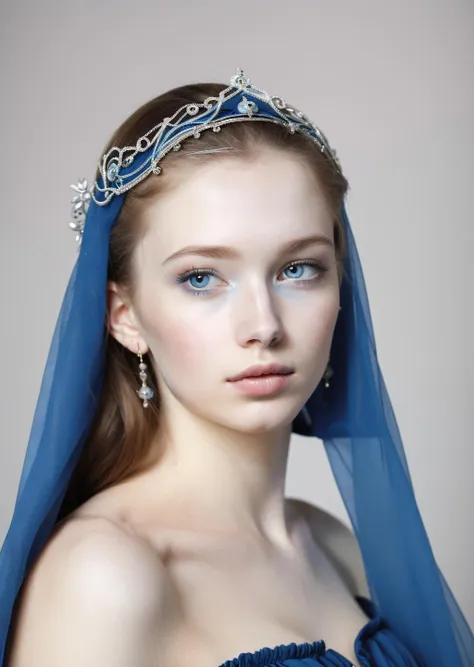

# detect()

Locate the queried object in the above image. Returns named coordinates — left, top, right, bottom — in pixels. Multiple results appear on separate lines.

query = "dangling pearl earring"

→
left=136, top=345, right=154, bottom=408
left=323, top=306, right=341, bottom=389
left=323, top=363, right=334, bottom=388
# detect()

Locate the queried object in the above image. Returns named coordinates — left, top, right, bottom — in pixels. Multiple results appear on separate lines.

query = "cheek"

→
left=296, top=293, right=339, bottom=354
left=145, top=307, right=219, bottom=378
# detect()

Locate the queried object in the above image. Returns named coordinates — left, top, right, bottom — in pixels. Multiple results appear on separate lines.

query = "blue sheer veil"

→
left=1, top=78, right=473, bottom=666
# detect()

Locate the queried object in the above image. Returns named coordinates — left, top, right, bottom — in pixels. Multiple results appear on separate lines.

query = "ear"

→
left=106, top=281, right=149, bottom=355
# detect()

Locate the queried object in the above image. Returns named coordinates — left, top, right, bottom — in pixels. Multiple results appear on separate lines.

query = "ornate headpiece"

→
left=69, top=68, right=340, bottom=245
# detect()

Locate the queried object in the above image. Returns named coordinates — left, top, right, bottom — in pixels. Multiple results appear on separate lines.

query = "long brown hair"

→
left=58, top=82, right=349, bottom=518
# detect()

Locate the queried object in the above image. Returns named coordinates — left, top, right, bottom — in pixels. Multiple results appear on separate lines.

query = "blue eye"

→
left=175, top=268, right=219, bottom=296
left=283, top=264, right=305, bottom=279
left=175, top=260, right=327, bottom=296
left=188, top=272, right=212, bottom=289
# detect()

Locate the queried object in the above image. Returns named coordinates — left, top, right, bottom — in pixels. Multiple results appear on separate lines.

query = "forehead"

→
left=141, top=148, right=334, bottom=255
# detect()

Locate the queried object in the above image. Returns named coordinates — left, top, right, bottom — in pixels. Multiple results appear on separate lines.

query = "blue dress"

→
left=218, top=598, right=420, bottom=667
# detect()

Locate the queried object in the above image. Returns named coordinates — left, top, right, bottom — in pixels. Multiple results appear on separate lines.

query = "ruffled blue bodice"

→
left=218, top=598, right=420, bottom=667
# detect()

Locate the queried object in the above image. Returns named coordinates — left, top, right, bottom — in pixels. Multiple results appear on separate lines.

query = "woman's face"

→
left=130, top=147, right=340, bottom=434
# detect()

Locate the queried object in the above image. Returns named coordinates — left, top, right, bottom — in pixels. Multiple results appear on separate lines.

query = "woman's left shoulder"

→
left=288, top=497, right=370, bottom=599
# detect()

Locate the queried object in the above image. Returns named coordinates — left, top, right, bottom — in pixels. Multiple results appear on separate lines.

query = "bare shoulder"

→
left=288, top=497, right=370, bottom=599
left=6, top=515, right=174, bottom=667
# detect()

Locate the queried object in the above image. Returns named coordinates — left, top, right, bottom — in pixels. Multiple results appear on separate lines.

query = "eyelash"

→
left=175, top=260, right=328, bottom=296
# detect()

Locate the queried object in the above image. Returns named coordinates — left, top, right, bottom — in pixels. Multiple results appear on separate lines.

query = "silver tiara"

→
left=70, top=68, right=339, bottom=245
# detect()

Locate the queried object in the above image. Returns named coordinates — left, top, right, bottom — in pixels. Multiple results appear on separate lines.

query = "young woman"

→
left=1, top=70, right=472, bottom=667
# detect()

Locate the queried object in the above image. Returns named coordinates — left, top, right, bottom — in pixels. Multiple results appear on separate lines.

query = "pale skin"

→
left=6, top=148, right=370, bottom=667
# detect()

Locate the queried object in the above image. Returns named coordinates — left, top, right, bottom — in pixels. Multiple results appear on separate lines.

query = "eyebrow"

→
left=162, top=234, right=334, bottom=265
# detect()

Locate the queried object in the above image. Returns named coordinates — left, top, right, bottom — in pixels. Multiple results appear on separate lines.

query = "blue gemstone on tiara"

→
left=107, top=162, right=119, bottom=182
left=238, top=97, right=259, bottom=116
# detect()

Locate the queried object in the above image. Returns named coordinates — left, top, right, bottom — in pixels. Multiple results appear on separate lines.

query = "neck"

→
left=141, top=397, right=297, bottom=550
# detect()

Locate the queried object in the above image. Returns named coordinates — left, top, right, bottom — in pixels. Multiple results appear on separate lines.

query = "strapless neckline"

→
left=217, top=597, right=420, bottom=667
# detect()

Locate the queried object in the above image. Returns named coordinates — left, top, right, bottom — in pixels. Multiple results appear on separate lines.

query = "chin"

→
left=219, top=406, right=299, bottom=436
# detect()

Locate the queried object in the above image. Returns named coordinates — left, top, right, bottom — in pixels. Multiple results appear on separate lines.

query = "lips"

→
left=227, top=363, right=294, bottom=382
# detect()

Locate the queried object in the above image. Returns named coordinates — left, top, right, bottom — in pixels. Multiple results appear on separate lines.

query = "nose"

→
left=234, top=281, right=284, bottom=348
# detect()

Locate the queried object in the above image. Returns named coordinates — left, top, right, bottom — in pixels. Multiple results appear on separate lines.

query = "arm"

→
left=289, top=497, right=370, bottom=599
left=6, top=516, right=172, bottom=667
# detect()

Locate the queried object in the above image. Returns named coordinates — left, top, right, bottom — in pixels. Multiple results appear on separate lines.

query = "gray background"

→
left=1, top=0, right=473, bottom=626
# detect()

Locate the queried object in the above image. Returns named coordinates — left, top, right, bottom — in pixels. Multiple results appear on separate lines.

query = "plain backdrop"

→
left=0, top=0, right=473, bottom=627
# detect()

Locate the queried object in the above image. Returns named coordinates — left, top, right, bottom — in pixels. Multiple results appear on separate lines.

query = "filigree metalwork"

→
left=69, top=179, right=92, bottom=246
left=70, top=68, right=340, bottom=244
